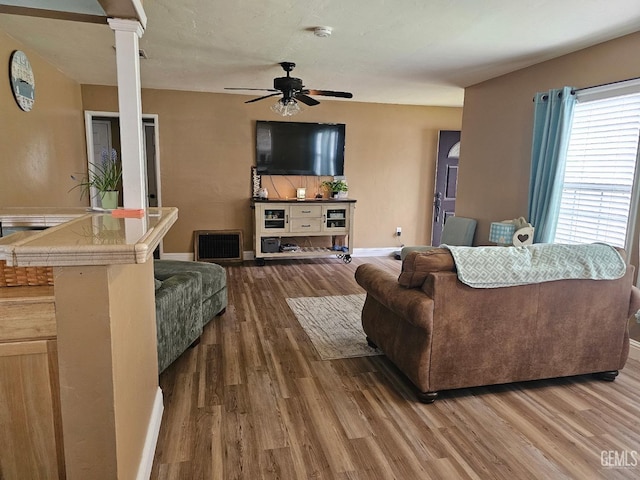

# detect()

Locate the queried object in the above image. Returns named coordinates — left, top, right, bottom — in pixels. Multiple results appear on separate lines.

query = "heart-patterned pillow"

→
left=513, top=226, right=534, bottom=246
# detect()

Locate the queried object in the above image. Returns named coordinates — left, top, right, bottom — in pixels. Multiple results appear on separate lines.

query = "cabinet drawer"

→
left=290, top=205, right=322, bottom=218
left=290, top=218, right=322, bottom=233
left=0, top=299, right=56, bottom=341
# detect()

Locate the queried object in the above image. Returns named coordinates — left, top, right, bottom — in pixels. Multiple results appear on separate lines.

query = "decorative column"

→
left=108, top=18, right=147, bottom=210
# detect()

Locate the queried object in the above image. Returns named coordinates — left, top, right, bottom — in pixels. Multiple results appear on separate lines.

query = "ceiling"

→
left=1, top=0, right=640, bottom=107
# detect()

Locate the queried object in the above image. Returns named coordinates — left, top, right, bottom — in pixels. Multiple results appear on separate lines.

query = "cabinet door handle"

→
left=285, top=214, right=289, bottom=224
left=301, top=224, right=311, bottom=228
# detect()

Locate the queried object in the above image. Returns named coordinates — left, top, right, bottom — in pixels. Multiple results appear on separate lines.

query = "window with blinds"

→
left=554, top=91, right=640, bottom=248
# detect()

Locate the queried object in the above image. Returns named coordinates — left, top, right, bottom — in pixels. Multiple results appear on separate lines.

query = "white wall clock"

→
left=9, top=50, right=35, bottom=112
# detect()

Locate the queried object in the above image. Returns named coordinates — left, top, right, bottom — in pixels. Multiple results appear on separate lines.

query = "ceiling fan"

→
left=225, top=62, right=353, bottom=116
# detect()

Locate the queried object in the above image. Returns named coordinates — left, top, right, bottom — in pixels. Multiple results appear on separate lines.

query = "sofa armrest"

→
left=629, top=285, right=640, bottom=318
left=355, top=263, right=434, bottom=330
left=154, top=271, right=203, bottom=373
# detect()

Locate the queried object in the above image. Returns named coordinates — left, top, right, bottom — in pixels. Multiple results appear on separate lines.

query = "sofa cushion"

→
left=398, top=248, right=455, bottom=288
left=154, top=259, right=226, bottom=299
left=154, top=278, right=162, bottom=291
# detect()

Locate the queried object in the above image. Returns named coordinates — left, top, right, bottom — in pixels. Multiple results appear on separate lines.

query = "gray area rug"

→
left=286, top=294, right=382, bottom=360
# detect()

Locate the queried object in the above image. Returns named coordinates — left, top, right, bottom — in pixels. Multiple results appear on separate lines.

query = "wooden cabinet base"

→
left=0, top=286, right=64, bottom=479
left=0, top=339, right=64, bottom=479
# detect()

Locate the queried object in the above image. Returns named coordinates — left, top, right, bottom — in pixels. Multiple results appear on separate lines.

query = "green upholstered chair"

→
left=400, top=216, right=477, bottom=261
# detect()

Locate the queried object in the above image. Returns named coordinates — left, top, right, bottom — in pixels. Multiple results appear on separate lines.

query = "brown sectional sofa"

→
left=355, top=247, right=640, bottom=402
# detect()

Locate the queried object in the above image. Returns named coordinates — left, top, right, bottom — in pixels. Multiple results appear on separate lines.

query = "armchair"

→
left=400, top=216, right=477, bottom=261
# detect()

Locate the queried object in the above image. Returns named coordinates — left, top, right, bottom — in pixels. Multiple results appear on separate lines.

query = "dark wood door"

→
left=431, top=130, right=461, bottom=245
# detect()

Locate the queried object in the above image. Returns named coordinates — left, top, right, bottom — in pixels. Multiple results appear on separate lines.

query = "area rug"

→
left=286, top=294, right=382, bottom=360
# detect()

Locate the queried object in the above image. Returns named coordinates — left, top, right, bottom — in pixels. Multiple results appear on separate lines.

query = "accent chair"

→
left=400, top=216, right=477, bottom=261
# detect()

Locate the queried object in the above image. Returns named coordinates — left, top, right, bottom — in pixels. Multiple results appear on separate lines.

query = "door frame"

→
left=84, top=110, right=162, bottom=209
left=84, top=110, right=162, bottom=256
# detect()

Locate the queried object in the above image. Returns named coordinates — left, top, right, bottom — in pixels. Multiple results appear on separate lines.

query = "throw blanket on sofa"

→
left=442, top=243, right=626, bottom=288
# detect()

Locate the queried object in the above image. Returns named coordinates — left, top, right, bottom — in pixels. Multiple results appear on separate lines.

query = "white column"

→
left=108, top=18, right=146, bottom=210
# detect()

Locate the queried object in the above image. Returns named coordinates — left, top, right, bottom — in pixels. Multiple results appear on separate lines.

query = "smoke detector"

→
left=314, top=26, right=333, bottom=38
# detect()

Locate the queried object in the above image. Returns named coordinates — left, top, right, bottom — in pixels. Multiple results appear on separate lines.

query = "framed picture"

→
left=9, top=50, right=35, bottom=112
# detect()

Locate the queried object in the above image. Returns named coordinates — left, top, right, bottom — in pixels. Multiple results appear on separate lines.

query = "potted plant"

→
left=321, top=179, right=348, bottom=199
left=70, top=148, right=122, bottom=209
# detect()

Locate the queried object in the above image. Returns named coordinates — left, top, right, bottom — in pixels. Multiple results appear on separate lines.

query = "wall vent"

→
left=194, top=230, right=243, bottom=263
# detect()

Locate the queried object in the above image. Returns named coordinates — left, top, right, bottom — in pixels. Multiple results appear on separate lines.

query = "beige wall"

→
left=55, top=261, right=158, bottom=479
left=81, top=86, right=462, bottom=253
left=110, top=261, right=158, bottom=479
left=0, top=30, right=88, bottom=208
left=457, top=31, right=640, bottom=263
left=3, top=22, right=640, bottom=257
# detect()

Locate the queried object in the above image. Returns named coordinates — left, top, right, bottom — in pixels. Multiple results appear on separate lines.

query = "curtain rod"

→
left=573, top=76, right=640, bottom=94
left=534, top=88, right=575, bottom=102
left=533, top=76, right=640, bottom=102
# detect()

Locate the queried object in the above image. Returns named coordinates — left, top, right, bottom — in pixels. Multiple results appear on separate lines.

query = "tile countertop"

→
left=0, top=207, right=178, bottom=267
left=0, top=206, right=88, bottom=226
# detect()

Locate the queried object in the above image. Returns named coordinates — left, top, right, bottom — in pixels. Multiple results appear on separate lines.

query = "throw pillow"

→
left=398, top=248, right=455, bottom=288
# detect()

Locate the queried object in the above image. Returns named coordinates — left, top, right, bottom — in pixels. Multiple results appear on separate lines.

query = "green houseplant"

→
left=71, top=148, right=122, bottom=209
left=321, top=179, right=348, bottom=198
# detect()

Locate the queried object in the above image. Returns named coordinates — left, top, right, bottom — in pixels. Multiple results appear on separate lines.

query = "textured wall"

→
left=0, top=30, right=87, bottom=208
left=81, top=85, right=463, bottom=253
left=55, top=262, right=158, bottom=479
left=458, top=31, right=640, bottom=265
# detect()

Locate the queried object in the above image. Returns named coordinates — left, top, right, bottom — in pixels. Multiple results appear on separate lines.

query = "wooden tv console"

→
left=252, top=199, right=356, bottom=265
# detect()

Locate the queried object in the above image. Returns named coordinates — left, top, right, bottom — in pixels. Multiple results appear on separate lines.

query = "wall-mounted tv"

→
left=256, top=120, right=346, bottom=176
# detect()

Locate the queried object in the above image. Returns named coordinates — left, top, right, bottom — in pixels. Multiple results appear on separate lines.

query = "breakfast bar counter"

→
left=0, top=207, right=178, bottom=480
left=0, top=207, right=178, bottom=266
left=0, top=206, right=86, bottom=229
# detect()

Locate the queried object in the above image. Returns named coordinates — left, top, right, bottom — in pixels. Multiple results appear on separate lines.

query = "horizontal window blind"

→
left=555, top=92, right=640, bottom=247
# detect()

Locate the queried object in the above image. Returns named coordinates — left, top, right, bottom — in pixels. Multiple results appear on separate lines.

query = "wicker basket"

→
left=0, top=260, right=54, bottom=287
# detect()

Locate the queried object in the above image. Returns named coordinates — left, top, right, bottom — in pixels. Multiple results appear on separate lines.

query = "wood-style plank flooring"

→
left=151, top=256, right=640, bottom=479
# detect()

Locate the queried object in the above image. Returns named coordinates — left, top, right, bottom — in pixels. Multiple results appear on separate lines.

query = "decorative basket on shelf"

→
left=0, top=259, right=54, bottom=287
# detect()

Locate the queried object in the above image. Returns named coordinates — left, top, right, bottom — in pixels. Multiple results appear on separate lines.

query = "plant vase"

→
left=321, top=179, right=348, bottom=200
left=100, top=190, right=119, bottom=210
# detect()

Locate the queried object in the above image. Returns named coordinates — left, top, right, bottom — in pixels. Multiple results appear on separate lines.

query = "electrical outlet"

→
left=396, top=226, right=402, bottom=236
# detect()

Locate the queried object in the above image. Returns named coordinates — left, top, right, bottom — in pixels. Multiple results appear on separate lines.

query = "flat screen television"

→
left=256, top=120, right=346, bottom=176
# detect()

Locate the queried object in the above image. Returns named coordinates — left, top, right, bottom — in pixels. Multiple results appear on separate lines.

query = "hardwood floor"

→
left=151, top=256, right=640, bottom=479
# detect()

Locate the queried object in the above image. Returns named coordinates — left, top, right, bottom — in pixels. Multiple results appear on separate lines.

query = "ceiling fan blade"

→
left=245, top=92, right=281, bottom=104
left=225, top=87, right=279, bottom=92
left=305, top=89, right=353, bottom=99
left=295, top=93, right=320, bottom=106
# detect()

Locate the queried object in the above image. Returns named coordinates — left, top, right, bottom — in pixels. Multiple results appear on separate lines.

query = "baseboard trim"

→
left=353, top=247, right=398, bottom=257
left=136, top=387, right=164, bottom=480
left=160, top=252, right=193, bottom=261
left=161, top=249, right=398, bottom=262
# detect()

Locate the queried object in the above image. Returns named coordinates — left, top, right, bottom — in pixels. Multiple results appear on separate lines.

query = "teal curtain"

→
left=527, top=86, right=576, bottom=243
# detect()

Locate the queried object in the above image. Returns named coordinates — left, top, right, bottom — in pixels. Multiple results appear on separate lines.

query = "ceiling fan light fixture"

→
left=271, top=98, right=301, bottom=116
